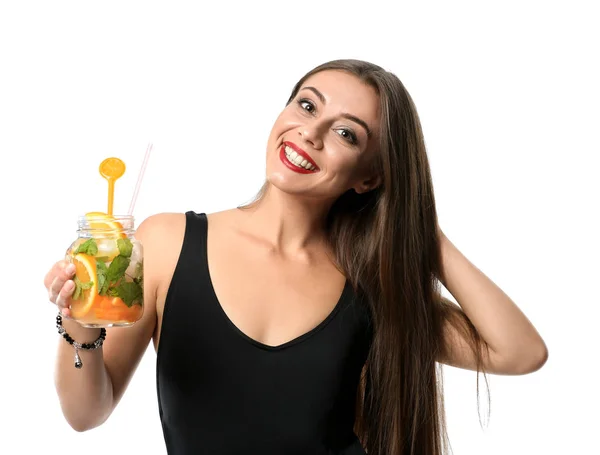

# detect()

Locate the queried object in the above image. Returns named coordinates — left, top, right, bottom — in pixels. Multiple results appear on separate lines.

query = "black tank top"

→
left=156, top=211, right=373, bottom=454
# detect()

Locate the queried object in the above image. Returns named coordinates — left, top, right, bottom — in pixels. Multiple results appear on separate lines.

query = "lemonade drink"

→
left=65, top=157, right=144, bottom=327
left=65, top=213, right=144, bottom=327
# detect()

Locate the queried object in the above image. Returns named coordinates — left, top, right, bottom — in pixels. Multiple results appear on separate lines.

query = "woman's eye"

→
left=298, top=99, right=315, bottom=113
left=336, top=128, right=358, bottom=145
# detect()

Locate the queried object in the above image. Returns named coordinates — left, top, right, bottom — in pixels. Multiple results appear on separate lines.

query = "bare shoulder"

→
left=136, top=213, right=193, bottom=348
left=206, top=207, right=256, bottom=232
left=135, top=212, right=187, bottom=301
left=136, top=212, right=187, bottom=274
left=136, top=212, right=186, bottom=240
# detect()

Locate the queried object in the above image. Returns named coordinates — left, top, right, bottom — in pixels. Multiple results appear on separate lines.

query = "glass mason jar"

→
left=64, top=214, right=144, bottom=328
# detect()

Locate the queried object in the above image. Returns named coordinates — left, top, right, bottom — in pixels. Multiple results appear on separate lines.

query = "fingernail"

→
left=64, top=280, right=74, bottom=291
left=61, top=308, right=68, bottom=317
left=65, top=264, right=75, bottom=275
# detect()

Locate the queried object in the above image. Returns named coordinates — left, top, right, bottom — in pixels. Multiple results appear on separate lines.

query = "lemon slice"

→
left=85, top=211, right=126, bottom=239
left=70, top=253, right=99, bottom=319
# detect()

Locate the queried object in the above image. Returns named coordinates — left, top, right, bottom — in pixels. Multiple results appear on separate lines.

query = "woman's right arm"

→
left=46, top=215, right=161, bottom=432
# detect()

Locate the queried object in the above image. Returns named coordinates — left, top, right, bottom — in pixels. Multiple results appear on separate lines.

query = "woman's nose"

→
left=298, top=124, right=324, bottom=149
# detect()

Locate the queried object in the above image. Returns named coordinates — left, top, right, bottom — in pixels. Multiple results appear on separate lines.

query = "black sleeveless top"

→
left=156, top=211, right=373, bottom=454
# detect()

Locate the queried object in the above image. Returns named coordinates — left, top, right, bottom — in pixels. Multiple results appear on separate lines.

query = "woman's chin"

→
left=267, top=173, right=300, bottom=190
left=265, top=173, right=313, bottom=195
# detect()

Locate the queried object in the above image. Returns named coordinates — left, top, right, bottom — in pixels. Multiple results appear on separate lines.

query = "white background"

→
left=1, top=0, right=598, bottom=454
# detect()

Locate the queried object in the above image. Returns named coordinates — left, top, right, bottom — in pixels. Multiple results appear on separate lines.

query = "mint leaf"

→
left=72, top=276, right=93, bottom=300
left=106, top=255, right=130, bottom=283
left=112, top=281, right=143, bottom=307
left=117, top=238, right=133, bottom=258
left=80, top=280, right=94, bottom=290
left=74, top=238, right=98, bottom=256
left=72, top=277, right=82, bottom=300
left=108, top=287, right=120, bottom=297
left=96, top=260, right=108, bottom=295
left=95, top=256, right=111, bottom=262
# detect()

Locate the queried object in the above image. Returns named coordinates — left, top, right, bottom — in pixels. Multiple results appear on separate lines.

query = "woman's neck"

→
left=238, top=183, right=333, bottom=255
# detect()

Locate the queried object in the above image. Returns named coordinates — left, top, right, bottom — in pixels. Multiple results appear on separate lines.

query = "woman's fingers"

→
left=56, top=279, right=75, bottom=309
left=46, top=261, right=76, bottom=308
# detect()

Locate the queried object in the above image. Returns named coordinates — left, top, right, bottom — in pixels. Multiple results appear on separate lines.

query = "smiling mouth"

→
left=281, top=142, right=319, bottom=172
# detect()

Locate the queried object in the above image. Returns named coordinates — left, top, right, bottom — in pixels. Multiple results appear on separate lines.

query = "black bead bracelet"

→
left=56, top=313, right=106, bottom=369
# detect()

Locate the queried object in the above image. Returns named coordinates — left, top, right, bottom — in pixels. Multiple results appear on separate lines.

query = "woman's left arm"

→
left=436, top=227, right=548, bottom=375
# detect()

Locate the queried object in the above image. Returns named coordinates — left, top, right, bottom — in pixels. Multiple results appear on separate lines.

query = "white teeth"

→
left=286, top=147, right=298, bottom=159
left=284, top=145, right=317, bottom=171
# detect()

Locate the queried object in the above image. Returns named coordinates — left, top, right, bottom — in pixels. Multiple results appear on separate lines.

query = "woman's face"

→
left=265, top=70, right=381, bottom=201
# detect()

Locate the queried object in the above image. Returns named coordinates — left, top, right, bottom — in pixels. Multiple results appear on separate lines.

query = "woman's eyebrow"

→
left=300, top=86, right=372, bottom=139
left=341, top=113, right=372, bottom=139
left=302, top=86, right=327, bottom=104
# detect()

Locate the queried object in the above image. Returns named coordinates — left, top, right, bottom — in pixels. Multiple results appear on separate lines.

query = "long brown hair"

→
left=240, top=59, right=490, bottom=455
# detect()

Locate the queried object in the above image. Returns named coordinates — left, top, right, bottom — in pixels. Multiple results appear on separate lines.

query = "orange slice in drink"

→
left=85, top=211, right=126, bottom=239
left=70, top=253, right=99, bottom=319
left=94, top=296, right=142, bottom=323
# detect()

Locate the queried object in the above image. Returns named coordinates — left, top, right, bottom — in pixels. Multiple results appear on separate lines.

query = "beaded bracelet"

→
left=56, top=313, right=106, bottom=369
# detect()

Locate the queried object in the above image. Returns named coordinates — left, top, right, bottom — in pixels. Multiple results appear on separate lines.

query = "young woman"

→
left=44, top=59, right=548, bottom=455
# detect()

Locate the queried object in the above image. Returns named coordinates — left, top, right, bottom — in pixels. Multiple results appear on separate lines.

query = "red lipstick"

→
left=279, top=141, right=319, bottom=174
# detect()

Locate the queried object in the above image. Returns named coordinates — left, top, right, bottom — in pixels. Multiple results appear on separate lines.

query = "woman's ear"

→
left=354, top=174, right=382, bottom=194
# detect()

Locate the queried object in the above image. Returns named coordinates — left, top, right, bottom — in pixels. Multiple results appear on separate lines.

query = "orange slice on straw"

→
left=99, top=157, right=126, bottom=216
left=70, top=253, right=99, bottom=319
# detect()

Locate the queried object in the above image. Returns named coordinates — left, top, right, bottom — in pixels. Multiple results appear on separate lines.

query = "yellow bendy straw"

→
left=99, top=157, right=126, bottom=216
left=127, top=143, right=153, bottom=216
